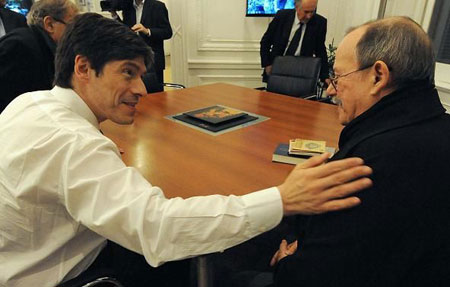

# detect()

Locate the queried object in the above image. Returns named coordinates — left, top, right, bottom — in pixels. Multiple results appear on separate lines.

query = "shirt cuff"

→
left=241, top=187, right=283, bottom=234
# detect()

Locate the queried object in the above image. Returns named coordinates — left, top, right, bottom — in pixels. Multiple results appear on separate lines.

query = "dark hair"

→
left=54, top=13, right=153, bottom=88
left=355, top=16, right=435, bottom=87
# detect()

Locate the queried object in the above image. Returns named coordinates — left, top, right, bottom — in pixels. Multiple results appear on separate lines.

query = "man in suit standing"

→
left=0, top=0, right=27, bottom=38
left=0, top=0, right=78, bottom=112
left=112, top=0, right=172, bottom=90
left=260, top=0, right=329, bottom=83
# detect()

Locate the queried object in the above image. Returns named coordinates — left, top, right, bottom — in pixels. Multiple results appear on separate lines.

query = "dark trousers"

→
left=61, top=241, right=191, bottom=287
left=156, top=68, right=164, bottom=85
left=211, top=216, right=302, bottom=287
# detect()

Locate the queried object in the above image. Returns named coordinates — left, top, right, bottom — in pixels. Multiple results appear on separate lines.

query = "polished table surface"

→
left=100, top=83, right=342, bottom=199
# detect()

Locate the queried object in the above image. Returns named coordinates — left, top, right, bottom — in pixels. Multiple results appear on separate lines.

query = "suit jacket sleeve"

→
left=0, top=35, right=39, bottom=110
left=0, top=8, right=27, bottom=33
left=260, top=10, right=284, bottom=68
left=315, top=17, right=329, bottom=81
left=148, top=1, right=172, bottom=41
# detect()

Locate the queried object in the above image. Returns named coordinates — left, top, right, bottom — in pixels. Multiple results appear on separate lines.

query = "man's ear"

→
left=43, top=16, right=56, bottom=35
left=370, top=60, right=391, bottom=97
left=73, top=55, right=91, bottom=82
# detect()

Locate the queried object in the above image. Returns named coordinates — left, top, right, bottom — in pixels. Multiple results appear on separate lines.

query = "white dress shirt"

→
left=134, top=0, right=144, bottom=24
left=0, top=87, right=283, bottom=286
left=0, top=15, right=6, bottom=38
left=284, top=16, right=307, bottom=56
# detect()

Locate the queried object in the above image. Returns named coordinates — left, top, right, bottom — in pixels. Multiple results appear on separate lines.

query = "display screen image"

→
left=246, top=0, right=295, bottom=16
left=5, top=0, right=32, bottom=16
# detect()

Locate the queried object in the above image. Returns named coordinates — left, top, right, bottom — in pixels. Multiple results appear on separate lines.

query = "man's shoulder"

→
left=1, top=7, right=26, bottom=21
left=0, top=26, right=35, bottom=43
left=0, top=27, right=40, bottom=58
left=147, top=0, right=168, bottom=11
left=275, top=8, right=295, bottom=19
left=311, top=13, right=327, bottom=25
left=3, top=90, right=99, bottom=135
left=153, top=0, right=167, bottom=6
left=0, top=27, right=34, bottom=52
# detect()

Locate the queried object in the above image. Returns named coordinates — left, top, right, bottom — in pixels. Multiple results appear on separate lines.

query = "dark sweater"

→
left=275, top=83, right=450, bottom=287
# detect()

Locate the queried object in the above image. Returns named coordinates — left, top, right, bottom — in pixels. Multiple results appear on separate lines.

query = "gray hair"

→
left=295, top=0, right=318, bottom=8
left=27, top=0, right=78, bottom=28
left=355, top=16, right=435, bottom=87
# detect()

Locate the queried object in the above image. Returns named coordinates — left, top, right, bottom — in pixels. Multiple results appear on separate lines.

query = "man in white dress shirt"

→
left=0, top=13, right=372, bottom=286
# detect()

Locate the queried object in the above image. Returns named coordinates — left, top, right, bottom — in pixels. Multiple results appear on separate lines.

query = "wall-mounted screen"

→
left=246, top=0, right=295, bottom=17
left=5, top=0, right=33, bottom=16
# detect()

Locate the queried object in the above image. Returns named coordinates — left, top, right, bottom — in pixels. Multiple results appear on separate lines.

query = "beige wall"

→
left=83, top=0, right=450, bottom=110
left=168, top=0, right=380, bottom=88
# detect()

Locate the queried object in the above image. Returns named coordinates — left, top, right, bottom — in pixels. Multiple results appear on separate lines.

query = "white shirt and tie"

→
left=134, top=0, right=144, bottom=24
left=284, top=16, right=307, bottom=56
left=134, top=0, right=151, bottom=36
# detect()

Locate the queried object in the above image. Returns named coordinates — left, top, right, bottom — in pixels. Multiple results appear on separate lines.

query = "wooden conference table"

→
left=101, top=83, right=342, bottom=198
left=100, top=83, right=342, bottom=286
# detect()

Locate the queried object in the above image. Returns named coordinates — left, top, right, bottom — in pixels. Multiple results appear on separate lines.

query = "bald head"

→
left=295, top=0, right=318, bottom=23
left=352, top=16, right=435, bottom=88
left=328, top=17, right=435, bottom=125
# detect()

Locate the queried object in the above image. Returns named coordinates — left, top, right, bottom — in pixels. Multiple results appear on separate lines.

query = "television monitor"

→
left=4, top=0, right=33, bottom=16
left=246, top=0, right=295, bottom=17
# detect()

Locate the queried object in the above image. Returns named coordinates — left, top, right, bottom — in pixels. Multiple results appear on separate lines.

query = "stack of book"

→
left=173, top=105, right=258, bottom=132
left=272, top=138, right=336, bottom=165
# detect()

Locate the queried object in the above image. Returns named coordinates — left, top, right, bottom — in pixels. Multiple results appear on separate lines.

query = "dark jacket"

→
left=121, top=0, right=172, bottom=74
left=260, top=9, right=329, bottom=81
left=274, top=83, right=450, bottom=286
left=0, top=25, right=55, bottom=112
left=0, top=7, right=27, bottom=35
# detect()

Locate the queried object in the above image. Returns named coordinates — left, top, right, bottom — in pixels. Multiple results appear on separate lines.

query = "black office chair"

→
left=79, top=277, right=124, bottom=287
left=163, top=83, right=186, bottom=90
left=58, top=267, right=124, bottom=287
left=142, top=72, right=185, bottom=93
left=266, top=56, right=322, bottom=99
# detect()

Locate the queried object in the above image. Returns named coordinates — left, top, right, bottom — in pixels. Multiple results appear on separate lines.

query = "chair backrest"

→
left=82, top=277, right=124, bottom=287
left=267, top=56, right=322, bottom=98
left=58, top=275, right=123, bottom=287
left=163, top=83, right=186, bottom=90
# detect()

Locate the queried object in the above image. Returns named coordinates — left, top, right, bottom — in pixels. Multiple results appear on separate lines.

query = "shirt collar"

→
left=50, top=86, right=100, bottom=130
left=294, top=14, right=301, bottom=26
left=0, top=13, right=6, bottom=38
left=336, top=82, right=444, bottom=156
left=134, top=0, right=144, bottom=9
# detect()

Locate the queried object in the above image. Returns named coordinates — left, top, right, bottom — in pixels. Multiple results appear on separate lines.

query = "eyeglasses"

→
left=329, top=64, right=373, bottom=91
left=52, top=17, right=67, bottom=25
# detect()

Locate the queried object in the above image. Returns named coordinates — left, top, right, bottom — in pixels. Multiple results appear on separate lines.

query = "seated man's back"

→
left=272, top=16, right=450, bottom=286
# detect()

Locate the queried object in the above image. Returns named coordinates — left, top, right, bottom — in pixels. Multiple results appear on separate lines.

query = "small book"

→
left=272, top=143, right=336, bottom=165
left=184, top=105, right=247, bottom=124
left=289, top=138, right=326, bottom=156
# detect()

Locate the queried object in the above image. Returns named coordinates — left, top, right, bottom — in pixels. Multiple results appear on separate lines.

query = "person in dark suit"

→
left=0, top=0, right=78, bottom=112
left=0, top=0, right=27, bottom=38
left=112, top=0, right=172, bottom=89
left=270, top=16, right=450, bottom=286
left=260, top=0, right=329, bottom=83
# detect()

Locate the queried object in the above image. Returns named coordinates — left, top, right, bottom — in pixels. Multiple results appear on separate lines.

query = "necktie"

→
left=285, top=23, right=303, bottom=56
